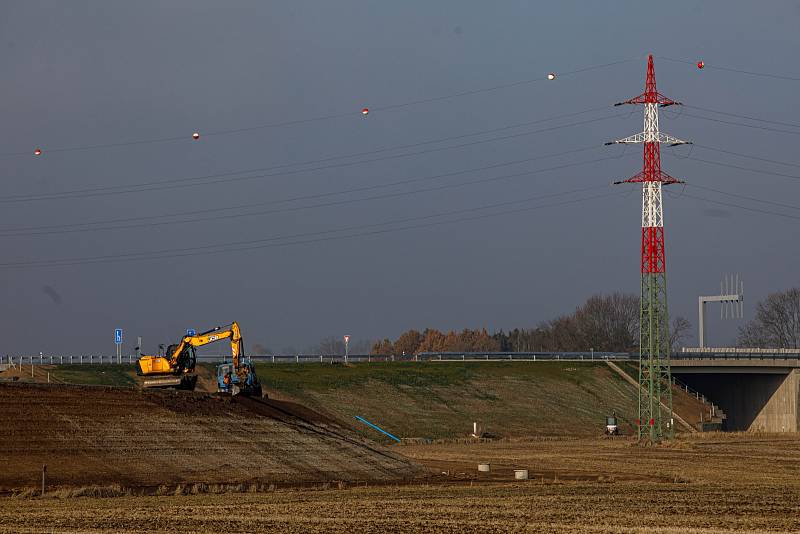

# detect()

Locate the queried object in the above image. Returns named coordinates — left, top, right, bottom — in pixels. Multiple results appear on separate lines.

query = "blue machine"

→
left=216, top=358, right=262, bottom=397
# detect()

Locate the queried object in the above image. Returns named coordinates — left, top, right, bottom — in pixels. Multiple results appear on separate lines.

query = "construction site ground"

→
left=0, top=382, right=420, bottom=493
left=2, top=360, right=712, bottom=440
left=2, top=434, right=799, bottom=533
left=0, top=363, right=779, bottom=532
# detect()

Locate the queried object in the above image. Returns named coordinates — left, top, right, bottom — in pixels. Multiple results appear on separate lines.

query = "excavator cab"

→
left=167, top=343, right=196, bottom=372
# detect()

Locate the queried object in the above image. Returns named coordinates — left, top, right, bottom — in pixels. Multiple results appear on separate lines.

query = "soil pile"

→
left=0, top=383, right=421, bottom=492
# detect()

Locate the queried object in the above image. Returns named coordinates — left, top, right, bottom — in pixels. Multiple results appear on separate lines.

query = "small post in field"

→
left=41, top=464, right=47, bottom=497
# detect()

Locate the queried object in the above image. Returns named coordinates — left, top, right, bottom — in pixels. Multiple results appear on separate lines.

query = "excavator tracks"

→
left=141, top=374, right=198, bottom=391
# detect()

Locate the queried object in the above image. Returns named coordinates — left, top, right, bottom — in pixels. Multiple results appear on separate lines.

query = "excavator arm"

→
left=183, top=322, right=243, bottom=367
left=156, top=322, right=243, bottom=370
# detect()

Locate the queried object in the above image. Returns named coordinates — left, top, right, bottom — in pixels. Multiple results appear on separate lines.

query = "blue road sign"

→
left=114, top=328, right=123, bottom=345
left=187, top=329, right=196, bottom=337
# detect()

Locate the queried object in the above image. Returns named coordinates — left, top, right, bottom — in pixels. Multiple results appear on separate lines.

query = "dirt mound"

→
left=0, top=383, right=421, bottom=492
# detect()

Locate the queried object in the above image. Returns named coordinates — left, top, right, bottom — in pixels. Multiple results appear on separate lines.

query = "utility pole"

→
left=606, top=55, right=690, bottom=442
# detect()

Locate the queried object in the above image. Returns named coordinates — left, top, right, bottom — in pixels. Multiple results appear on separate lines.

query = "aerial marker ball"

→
left=697, top=60, right=704, bottom=69
left=34, top=148, right=42, bottom=156
left=547, top=72, right=556, bottom=81
left=361, top=107, right=369, bottom=116
left=192, top=132, right=200, bottom=140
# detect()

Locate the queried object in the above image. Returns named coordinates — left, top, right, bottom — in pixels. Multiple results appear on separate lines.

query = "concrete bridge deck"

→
left=671, top=359, right=800, bottom=372
left=671, top=348, right=800, bottom=432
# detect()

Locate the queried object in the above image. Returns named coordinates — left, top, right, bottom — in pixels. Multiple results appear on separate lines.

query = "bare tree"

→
left=371, top=339, right=393, bottom=355
left=318, top=336, right=345, bottom=355
left=350, top=338, right=373, bottom=354
left=576, top=293, right=640, bottom=352
left=250, top=343, right=271, bottom=355
left=669, top=316, right=692, bottom=351
left=738, top=288, right=800, bottom=348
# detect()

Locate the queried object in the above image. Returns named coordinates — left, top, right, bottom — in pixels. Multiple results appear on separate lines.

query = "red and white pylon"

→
left=606, top=54, right=690, bottom=442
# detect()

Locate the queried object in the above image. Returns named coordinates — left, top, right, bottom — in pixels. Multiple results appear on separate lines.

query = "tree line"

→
left=255, top=288, right=799, bottom=355
left=371, top=292, right=692, bottom=355
left=738, top=287, right=800, bottom=348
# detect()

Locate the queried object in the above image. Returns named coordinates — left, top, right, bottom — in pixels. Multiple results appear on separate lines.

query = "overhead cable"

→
left=0, top=188, right=619, bottom=268
left=1, top=58, right=637, bottom=158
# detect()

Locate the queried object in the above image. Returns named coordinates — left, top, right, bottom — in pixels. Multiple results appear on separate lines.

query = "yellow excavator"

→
left=136, top=321, right=261, bottom=396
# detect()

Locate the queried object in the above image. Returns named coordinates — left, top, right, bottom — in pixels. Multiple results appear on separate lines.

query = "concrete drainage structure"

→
left=477, top=464, right=490, bottom=473
left=514, top=469, right=528, bottom=480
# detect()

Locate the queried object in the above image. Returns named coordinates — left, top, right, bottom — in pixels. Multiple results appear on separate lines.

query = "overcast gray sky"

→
left=1, top=1, right=799, bottom=354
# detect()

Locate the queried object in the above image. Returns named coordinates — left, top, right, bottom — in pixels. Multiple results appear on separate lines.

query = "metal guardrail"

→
left=1, top=354, right=134, bottom=366
left=4, top=350, right=800, bottom=367
left=682, top=346, right=800, bottom=354
left=672, top=375, right=711, bottom=404
left=414, top=351, right=633, bottom=361
left=673, top=351, right=800, bottom=360
left=2, top=351, right=634, bottom=366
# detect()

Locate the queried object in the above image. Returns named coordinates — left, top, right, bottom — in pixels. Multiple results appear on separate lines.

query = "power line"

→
left=658, top=56, right=800, bottom=82
left=686, top=143, right=800, bottom=170
left=0, top=187, right=619, bottom=268
left=684, top=104, right=800, bottom=130
left=365, top=59, right=637, bottom=112
left=1, top=57, right=637, bottom=158
left=686, top=183, right=800, bottom=212
left=682, top=112, right=800, bottom=136
left=0, top=148, right=623, bottom=237
left=667, top=153, right=800, bottom=183
left=675, top=191, right=800, bottom=222
left=0, top=112, right=623, bottom=204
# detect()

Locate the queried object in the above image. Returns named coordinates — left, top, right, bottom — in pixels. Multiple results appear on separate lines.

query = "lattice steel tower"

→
left=606, top=55, right=690, bottom=441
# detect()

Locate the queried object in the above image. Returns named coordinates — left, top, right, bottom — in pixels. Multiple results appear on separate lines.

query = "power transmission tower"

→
left=606, top=55, right=691, bottom=442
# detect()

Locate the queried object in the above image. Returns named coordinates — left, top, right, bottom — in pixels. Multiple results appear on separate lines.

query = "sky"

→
left=1, top=1, right=799, bottom=355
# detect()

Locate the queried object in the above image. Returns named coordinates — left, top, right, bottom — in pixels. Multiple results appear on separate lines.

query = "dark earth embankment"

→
left=0, top=382, right=420, bottom=492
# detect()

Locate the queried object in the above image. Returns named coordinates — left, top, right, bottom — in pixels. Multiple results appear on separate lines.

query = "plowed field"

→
left=3, top=436, right=800, bottom=533
left=0, top=383, right=420, bottom=492
left=3, top=384, right=799, bottom=533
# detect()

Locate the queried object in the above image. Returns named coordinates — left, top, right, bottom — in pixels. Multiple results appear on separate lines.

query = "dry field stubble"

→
left=1, top=479, right=796, bottom=533
left=3, top=435, right=799, bottom=533
left=402, top=433, right=800, bottom=486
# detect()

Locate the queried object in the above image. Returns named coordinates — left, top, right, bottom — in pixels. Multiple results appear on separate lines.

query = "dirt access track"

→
left=0, top=383, right=420, bottom=492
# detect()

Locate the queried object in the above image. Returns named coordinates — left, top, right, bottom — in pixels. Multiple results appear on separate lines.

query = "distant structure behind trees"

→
left=738, top=287, right=800, bottom=349
left=371, top=293, right=692, bottom=355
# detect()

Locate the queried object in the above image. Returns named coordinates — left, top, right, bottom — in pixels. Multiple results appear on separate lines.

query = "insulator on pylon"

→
left=547, top=73, right=556, bottom=81
left=34, top=148, right=42, bottom=156
left=697, top=60, right=704, bottom=69
left=192, top=132, right=200, bottom=140
left=361, top=107, right=369, bottom=116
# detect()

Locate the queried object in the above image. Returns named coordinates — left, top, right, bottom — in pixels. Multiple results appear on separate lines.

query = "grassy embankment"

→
left=50, top=364, right=138, bottom=387
left=10, top=361, right=642, bottom=440
left=256, top=361, right=639, bottom=441
left=1, top=363, right=137, bottom=387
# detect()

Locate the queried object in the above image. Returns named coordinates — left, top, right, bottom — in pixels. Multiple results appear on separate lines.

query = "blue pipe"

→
left=354, top=415, right=401, bottom=443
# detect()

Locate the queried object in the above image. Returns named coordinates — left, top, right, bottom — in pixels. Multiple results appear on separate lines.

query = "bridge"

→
left=672, top=348, right=800, bottom=432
